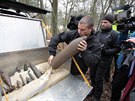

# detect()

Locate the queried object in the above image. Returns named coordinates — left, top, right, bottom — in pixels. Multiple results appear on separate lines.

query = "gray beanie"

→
left=102, top=14, right=114, bottom=24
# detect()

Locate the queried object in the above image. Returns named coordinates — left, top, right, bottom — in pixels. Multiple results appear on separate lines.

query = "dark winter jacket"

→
left=96, top=28, right=120, bottom=59
left=48, top=30, right=101, bottom=75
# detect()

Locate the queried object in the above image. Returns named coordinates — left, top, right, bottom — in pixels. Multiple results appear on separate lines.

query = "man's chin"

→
left=80, top=35, right=86, bottom=37
left=101, top=27, right=105, bottom=29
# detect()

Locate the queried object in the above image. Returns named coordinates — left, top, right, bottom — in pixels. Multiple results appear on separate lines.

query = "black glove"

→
left=101, top=47, right=119, bottom=55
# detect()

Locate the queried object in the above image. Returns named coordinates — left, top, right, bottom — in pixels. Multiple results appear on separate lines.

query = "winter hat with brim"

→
left=102, top=14, right=114, bottom=24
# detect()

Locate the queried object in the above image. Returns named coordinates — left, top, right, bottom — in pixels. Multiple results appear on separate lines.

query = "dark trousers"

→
left=112, top=54, right=120, bottom=80
left=90, top=58, right=112, bottom=99
left=111, top=51, right=134, bottom=101
left=111, top=67, right=129, bottom=101
left=70, top=55, right=88, bottom=75
left=104, top=57, right=113, bottom=81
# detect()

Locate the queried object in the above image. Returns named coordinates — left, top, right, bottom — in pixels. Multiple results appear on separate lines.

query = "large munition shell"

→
left=1, top=86, right=8, bottom=96
left=29, top=63, right=42, bottom=78
left=1, top=73, right=13, bottom=90
left=26, top=77, right=32, bottom=84
left=16, top=80, right=22, bottom=89
left=51, top=36, right=87, bottom=69
left=19, top=74, right=26, bottom=86
left=16, top=66, right=21, bottom=73
left=24, top=64, right=28, bottom=71
left=28, top=70, right=35, bottom=80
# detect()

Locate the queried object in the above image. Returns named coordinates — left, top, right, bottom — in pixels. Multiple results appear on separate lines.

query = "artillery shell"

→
left=24, top=64, right=28, bottom=71
left=19, top=74, right=26, bottom=86
left=1, top=73, right=13, bottom=90
left=26, top=77, right=32, bottom=84
left=51, top=36, right=87, bottom=69
left=16, top=80, right=22, bottom=88
left=16, top=66, right=21, bottom=73
left=28, top=70, right=35, bottom=80
left=29, top=63, right=42, bottom=78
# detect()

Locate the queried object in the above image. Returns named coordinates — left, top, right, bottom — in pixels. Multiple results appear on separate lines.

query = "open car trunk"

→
left=0, top=13, right=72, bottom=101
left=0, top=1, right=92, bottom=101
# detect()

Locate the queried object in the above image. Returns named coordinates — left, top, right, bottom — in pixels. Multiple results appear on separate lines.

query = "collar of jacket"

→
left=101, top=27, right=112, bottom=33
left=87, top=30, right=95, bottom=39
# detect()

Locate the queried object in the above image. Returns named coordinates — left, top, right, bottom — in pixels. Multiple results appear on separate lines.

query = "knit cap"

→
left=102, top=14, right=114, bottom=24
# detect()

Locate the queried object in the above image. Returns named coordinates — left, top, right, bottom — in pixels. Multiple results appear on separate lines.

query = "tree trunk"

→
left=51, top=0, right=58, bottom=35
left=39, top=0, right=46, bottom=22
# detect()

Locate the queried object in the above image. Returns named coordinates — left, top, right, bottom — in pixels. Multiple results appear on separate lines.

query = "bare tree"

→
left=96, top=0, right=112, bottom=30
left=38, top=0, right=46, bottom=23
left=17, top=0, right=135, bottom=33
left=60, top=0, right=77, bottom=30
left=49, top=0, right=58, bottom=35
left=89, top=0, right=98, bottom=16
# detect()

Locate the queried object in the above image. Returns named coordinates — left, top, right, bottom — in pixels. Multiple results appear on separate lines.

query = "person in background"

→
left=67, top=15, right=84, bottom=30
left=90, top=14, right=120, bottom=100
left=111, top=33, right=135, bottom=101
left=99, top=14, right=120, bottom=82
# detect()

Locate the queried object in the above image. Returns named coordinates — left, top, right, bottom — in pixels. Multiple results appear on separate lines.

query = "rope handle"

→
left=72, top=57, right=91, bottom=87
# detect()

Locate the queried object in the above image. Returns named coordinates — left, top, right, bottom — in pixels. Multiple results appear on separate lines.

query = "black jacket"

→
left=48, top=30, right=101, bottom=75
left=96, top=28, right=120, bottom=58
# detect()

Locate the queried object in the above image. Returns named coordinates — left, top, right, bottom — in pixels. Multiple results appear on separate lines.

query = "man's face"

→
left=78, top=23, right=92, bottom=36
left=101, top=20, right=112, bottom=29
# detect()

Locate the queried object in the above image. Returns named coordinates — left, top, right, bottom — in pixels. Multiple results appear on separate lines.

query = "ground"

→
left=83, top=62, right=115, bottom=101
